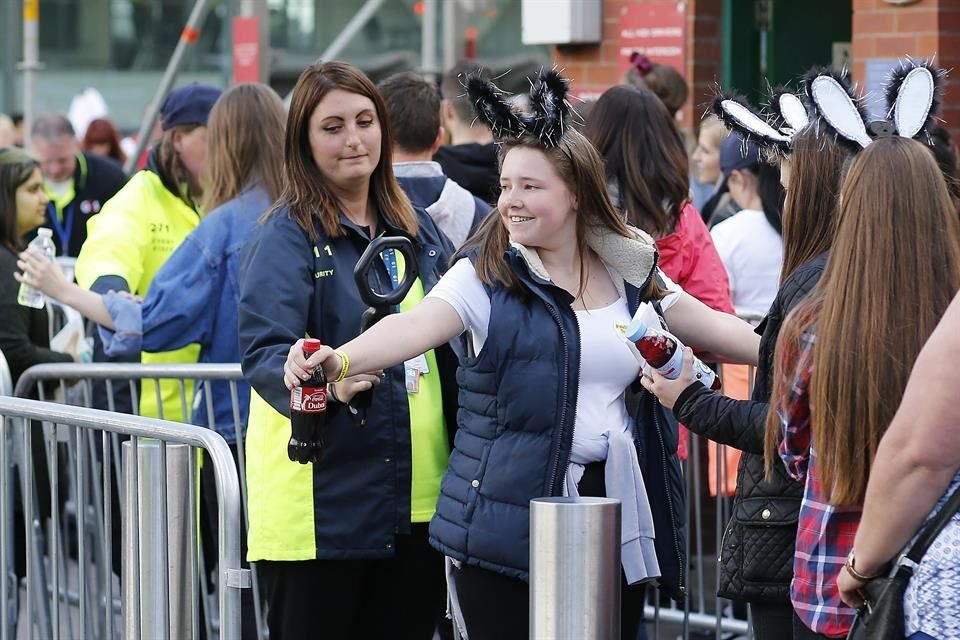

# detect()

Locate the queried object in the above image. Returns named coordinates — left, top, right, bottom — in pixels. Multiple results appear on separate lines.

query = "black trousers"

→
left=451, top=461, right=647, bottom=640
left=452, top=563, right=647, bottom=640
left=256, top=523, right=445, bottom=640
left=749, top=602, right=794, bottom=640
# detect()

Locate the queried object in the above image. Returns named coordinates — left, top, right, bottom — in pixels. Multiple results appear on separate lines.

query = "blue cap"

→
left=159, top=83, right=222, bottom=131
left=719, top=133, right=762, bottom=179
left=624, top=314, right=649, bottom=344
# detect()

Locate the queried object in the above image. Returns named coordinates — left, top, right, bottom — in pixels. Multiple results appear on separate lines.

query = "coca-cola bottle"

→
left=288, top=338, right=328, bottom=464
left=624, top=317, right=722, bottom=391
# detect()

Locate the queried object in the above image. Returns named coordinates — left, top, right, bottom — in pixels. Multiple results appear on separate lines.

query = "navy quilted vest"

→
left=428, top=250, right=688, bottom=600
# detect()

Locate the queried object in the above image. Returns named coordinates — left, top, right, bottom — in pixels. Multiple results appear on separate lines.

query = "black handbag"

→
left=847, top=484, right=960, bottom=640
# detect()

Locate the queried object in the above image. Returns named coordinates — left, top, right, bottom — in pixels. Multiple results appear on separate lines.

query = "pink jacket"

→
left=656, top=203, right=734, bottom=314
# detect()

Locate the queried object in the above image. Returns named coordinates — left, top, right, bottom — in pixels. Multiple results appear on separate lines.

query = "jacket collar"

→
left=510, top=225, right=658, bottom=298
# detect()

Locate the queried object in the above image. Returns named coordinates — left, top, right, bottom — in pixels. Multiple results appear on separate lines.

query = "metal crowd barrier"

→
left=0, top=396, right=246, bottom=640
left=7, top=362, right=258, bottom=640
left=7, top=340, right=764, bottom=638
left=0, top=350, right=11, bottom=397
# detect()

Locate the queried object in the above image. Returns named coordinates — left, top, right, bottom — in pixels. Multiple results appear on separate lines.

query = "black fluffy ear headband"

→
left=802, top=59, right=944, bottom=151
left=464, top=69, right=572, bottom=148
left=710, top=88, right=810, bottom=155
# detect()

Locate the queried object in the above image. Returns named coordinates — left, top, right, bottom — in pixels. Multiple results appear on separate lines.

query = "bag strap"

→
left=903, top=482, right=960, bottom=566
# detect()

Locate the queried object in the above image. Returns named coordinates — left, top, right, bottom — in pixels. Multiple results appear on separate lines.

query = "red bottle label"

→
left=290, top=386, right=327, bottom=413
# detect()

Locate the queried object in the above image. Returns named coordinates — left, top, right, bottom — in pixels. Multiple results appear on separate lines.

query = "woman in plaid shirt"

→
left=767, top=136, right=960, bottom=638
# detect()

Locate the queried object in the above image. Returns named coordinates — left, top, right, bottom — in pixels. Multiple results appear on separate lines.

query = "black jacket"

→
left=0, top=247, right=73, bottom=386
left=672, top=253, right=828, bottom=603
left=433, top=142, right=500, bottom=206
left=27, top=152, right=127, bottom=257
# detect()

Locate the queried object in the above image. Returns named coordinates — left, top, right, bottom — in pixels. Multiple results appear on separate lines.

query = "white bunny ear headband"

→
left=710, top=89, right=810, bottom=155
left=803, top=60, right=945, bottom=151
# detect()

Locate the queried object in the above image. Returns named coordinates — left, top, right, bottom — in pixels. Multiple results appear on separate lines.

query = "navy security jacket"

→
left=239, top=205, right=460, bottom=557
left=429, top=241, right=689, bottom=602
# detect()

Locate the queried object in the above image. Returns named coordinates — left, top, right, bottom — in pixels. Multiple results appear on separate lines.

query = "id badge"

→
left=405, top=365, right=421, bottom=394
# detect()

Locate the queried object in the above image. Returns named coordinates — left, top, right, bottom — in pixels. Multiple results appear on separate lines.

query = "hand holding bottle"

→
left=624, top=311, right=721, bottom=397
left=639, top=346, right=701, bottom=410
left=16, top=245, right=70, bottom=302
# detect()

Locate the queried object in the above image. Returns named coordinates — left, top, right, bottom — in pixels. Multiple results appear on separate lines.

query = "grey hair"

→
left=30, top=114, right=76, bottom=142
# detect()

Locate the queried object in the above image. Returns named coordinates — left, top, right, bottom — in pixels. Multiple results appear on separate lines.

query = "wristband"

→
left=333, top=350, right=350, bottom=383
left=844, top=549, right=877, bottom=582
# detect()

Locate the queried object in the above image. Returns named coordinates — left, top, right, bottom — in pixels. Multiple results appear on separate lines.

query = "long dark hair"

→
left=268, top=61, right=417, bottom=242
left=747, top=161, right=785, bottom=235
left=0, top=147, right=40, bottom=252
left=584, top=85, right=690, bottom=238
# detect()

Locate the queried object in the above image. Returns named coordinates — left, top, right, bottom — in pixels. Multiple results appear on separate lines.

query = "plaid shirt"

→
left=776, top=333, right=860, bottom=638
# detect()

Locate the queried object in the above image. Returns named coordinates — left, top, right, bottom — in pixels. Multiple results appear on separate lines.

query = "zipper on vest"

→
left=545, top=301, right=579, bottom=495
left=652, top=391, right=687, bottom=596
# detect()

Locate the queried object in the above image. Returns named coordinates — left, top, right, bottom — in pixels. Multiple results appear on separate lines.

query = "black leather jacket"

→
left=672, top=253, right=828, bottom=603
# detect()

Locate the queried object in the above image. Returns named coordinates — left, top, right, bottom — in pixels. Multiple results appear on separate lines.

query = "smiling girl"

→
left=288, top=71, right=762, bottom=640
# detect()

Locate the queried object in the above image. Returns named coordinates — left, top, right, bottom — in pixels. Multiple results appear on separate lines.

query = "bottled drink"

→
left=18, top=228, right=56, bottom=309
left=288, top=338, right=328, bottom=464
left=624, top=316, right=721, bottom=391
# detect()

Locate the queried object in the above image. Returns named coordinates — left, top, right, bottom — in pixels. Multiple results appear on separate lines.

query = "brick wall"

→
left=852, top=0, right=960, bottom=133
left=551, top=0, right=723, bottom=133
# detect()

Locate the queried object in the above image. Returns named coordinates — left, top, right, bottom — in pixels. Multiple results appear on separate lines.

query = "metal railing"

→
left=7, top=362, right=257, bottom=640
left=0, top=396, right=246, bottom=639
left=6, top=349, right=766, bottom=638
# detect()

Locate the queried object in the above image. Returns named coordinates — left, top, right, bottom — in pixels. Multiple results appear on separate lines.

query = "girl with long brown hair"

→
left=641, top=93, right=851, bottom=637
left=287, top=70, right=761, bottom=640
left=767, top=135, right=960, bottom=638
left=237, top=61, right=459, bottom=640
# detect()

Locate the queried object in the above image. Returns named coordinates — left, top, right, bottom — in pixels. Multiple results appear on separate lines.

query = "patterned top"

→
left=775, top=333, right=859, bottom=637
left=904, top=474, right=960, bottom=636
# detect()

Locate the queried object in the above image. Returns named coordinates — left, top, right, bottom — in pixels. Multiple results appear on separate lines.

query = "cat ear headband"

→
left=710, top=88, right=809, bottom=155
left=464, top=68, right=573, bottom=148
left=803, top=60, right=944, bottom=151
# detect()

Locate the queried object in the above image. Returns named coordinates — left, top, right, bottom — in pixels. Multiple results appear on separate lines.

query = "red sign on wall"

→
left=232, top=16, right=261, bottom=84
left=618, top=2, right=686, bottom=76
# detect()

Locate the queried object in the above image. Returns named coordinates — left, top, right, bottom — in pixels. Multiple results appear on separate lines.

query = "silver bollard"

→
left=529, top=497, right=621, bottom=640
left=122, top=439, right=197, bottom=640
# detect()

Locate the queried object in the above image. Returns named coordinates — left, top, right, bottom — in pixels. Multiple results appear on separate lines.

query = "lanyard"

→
left=47, top=201, right=75, bottom=252
left=379, top=248, right=401, bottom=312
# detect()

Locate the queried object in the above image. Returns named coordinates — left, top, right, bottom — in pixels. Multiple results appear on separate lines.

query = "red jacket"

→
left=656, top=203, right=734, bottom=314
left=656, top=203, right=735, bottom=460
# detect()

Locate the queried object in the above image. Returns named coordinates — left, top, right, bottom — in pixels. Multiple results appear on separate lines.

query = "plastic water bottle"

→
left=18, top=228, right=56, bottom=309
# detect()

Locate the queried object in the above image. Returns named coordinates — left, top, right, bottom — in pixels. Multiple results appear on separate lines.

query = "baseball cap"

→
left=159, top=83, right=222, bottom=131
left=719, top=133, right=762, bottom=179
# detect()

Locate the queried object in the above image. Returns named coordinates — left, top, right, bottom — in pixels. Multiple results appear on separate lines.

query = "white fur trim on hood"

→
left=510, top=224, right=658, bottom=298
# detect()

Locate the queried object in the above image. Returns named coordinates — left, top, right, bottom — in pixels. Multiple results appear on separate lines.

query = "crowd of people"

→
left=4, top=52, right=960, bottom=640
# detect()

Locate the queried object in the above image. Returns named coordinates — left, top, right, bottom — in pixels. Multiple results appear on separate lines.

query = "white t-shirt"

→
left=710, top=209, right=783, bottom=319
left=426, top=259, right=682, bottom=462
